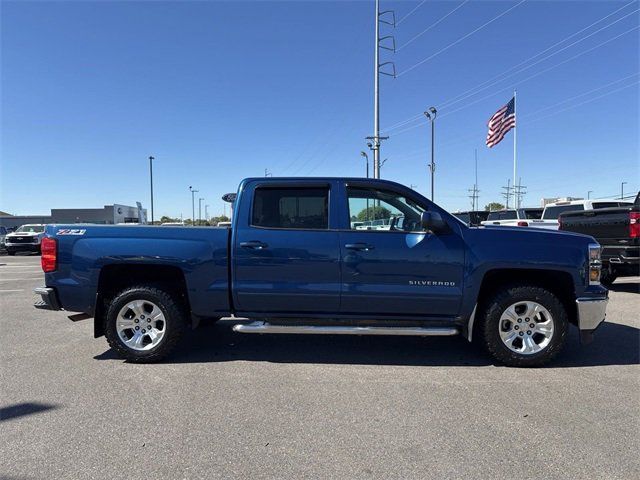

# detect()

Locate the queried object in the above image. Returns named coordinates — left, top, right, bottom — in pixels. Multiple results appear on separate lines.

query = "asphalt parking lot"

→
left=1, top=254, right=638, bottom=480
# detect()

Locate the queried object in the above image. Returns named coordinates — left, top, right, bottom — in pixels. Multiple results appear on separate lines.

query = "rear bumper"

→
left=576, top=296, right=608, bottom=344
left=603, top=245, right=639, bottom=265
left=34, top=287, right=62, bottom=311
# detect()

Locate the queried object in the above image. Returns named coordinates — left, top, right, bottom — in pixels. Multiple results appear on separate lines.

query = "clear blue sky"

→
left=2, top=0, right=638, bottom=218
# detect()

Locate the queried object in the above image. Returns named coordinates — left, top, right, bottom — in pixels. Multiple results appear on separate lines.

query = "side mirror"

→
left=421, top=211, right=448, bottom=233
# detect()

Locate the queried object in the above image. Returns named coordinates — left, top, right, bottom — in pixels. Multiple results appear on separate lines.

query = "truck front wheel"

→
left=478, top=285, right=568, bottom=367
left=104, top=286, right=187, bottom=363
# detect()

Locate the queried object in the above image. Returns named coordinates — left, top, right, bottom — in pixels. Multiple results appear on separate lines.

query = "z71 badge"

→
left=57, top=229, right=86, bottom=236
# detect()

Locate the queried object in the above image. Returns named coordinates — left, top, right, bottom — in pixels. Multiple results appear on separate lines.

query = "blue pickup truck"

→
left=35, top=178, right=608, bottom=366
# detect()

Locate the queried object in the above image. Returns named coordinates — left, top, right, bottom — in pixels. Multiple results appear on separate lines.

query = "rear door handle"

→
left=240, top=241, right=269, bottom=250
left=344, top=243, right=375, bottom=251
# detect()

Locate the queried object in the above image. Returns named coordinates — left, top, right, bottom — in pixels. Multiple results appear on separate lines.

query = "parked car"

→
left=34, top=177, right=607, bottom=367
left=559, top=192, right=639, bottom=287
left=480, top=208, right=544, bottom=227
left=0, top=226, right=7, bottom=251
left=537, top=199, right=634, bottom=230
left=453, top=210, right=489, bottom=226
left=5, top=224, right=46, bottom=255
left=160, top=222, right=186, bottom=226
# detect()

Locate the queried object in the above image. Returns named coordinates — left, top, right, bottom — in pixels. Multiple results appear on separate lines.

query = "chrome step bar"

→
left=233, top=321, right=458, bottom=337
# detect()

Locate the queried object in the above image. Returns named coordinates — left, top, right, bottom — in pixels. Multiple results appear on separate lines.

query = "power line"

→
left=383, top=1, right=637, bottom=132
left=522, top=73, right=639, bottom=119
left=396, top=0, right=428, bottom=26
left=397, top=0, right=470, bottom=50
left=438, top=6, right=640, bottom=110
left=387, top=25, right=639, bottom=137
left=397, top=0, right=527, bottom=77
left=524, top=80, right=640, bottom=125
left=437, top=1, right=638, bottom=109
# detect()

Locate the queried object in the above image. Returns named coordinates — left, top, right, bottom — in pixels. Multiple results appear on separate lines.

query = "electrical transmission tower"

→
left=513, top=177, right=527, bottom=208
left=501, top=179, right=512, bottom=209
left=468, top=185, right=480, bottom=211
left=468, top=149, right=480, bottom=210
left=368, top=0, right=396, bottom=179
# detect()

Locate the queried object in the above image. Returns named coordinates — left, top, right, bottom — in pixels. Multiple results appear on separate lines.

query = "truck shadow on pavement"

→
left=608, top=281, right=640, bottom=294
left=0, top=402, right=58, bottom=423
left=95, top=319, right=640, bottom=368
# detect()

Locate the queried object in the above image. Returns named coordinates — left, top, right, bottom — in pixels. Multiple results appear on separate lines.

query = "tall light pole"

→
left=189, top=186, right=198, bottom=226
left=360, top=151, right=369, bottom=178
left=148, top=156, right=155, bottom=224
left=424, top=107, right=437, bottom=201
left=198, top=197, right=204, bottom=225
left=621, top=182, right=627, bottom=200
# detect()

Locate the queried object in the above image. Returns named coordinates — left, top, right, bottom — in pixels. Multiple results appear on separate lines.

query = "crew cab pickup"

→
left=559, top=192, right=639, bottom=287
left=536, top=199, right=634, bottom=230
left=480, top=208, right=543, bottom=227
left=34, top=178, right=608, bottom=367
left=5, top=224, right=46, bottom=255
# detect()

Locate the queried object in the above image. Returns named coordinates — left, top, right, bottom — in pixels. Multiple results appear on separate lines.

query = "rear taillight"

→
left=517, top=221, right=529, bottom=227
left=630, top=212, right=640, bottom=238
left=41, top=237, right=57, bottom=272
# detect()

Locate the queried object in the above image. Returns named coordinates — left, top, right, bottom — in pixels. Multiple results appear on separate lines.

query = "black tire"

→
left=7, top=250, right=15, bottom=256
left=477, top=285, right=568, bottom=367
left=104, top=286, right=187, bottom=363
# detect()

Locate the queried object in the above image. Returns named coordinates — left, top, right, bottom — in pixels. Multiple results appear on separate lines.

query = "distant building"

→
left=0, top=203, right=147, bottom=229
left=540, top=197, right=584, bottom=207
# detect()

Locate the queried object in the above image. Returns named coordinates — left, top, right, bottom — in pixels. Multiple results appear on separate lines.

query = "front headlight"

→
left=588, top=243, right=602, bottom=285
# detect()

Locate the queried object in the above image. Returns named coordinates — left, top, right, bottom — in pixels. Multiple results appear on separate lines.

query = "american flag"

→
left=486, top=97, right=516, bottom=148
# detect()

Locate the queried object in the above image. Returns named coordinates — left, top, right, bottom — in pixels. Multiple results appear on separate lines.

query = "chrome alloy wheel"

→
left=498, top=301, right=554, bottom=355
left=116, top=300, right=166, bottom=351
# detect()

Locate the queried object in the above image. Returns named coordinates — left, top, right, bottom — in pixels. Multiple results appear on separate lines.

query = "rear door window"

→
left=251, top=187, right=329, bottom=229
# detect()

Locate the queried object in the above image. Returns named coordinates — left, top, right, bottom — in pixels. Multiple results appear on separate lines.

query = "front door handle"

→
left=240, top=241, right=269, bottom=250
left=344, top=243, right=375, bottom=251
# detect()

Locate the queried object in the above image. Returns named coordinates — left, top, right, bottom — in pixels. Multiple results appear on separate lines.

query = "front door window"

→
left=347, top=187, right=425, bottom=232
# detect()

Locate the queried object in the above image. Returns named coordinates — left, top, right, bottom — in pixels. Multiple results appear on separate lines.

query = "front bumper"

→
left=6, top=243, right=40, bottom=252
left=576, top=296, right=608, bottom=344
left=34, top=287, right=61, bottom=311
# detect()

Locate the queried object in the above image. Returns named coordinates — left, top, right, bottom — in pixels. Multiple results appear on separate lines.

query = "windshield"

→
left=16, top=225, right=45, bottom=233
left=542, top=205, right=584, bottom=219
left=487, top=210, right=517, bottom=221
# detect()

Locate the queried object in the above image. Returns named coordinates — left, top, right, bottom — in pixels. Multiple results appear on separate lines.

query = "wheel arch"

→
left=466, top=267, right=577, bottom=342
left=93, top=263, right=191, bottom=338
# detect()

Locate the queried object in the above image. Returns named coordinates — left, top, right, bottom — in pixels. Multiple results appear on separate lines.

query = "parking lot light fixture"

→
left=189, top=186, right=198, bottom=226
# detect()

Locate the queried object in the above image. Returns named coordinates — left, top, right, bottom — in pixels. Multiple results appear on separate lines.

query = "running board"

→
left=232, top=321, right=459, bottom=337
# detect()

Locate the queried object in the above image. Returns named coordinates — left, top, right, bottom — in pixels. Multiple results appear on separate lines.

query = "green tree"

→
left=484, top=202, right=505, bottom=211
left=357, top=205, right=392, bottom=221
left=211, top=215, right=230, bottom=225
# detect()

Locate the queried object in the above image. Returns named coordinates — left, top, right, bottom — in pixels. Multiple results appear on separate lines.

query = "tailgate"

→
left=560, top=207, right=631, bottom=240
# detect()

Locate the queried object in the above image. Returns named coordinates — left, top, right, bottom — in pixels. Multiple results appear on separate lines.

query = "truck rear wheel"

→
left=104, top=286, right=187, bottom=363
left=478, top=285, right=568, bottom=367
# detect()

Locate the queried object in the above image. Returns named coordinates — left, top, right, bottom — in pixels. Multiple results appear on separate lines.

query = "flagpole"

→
left=513, top=89, right=517, bottom=208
